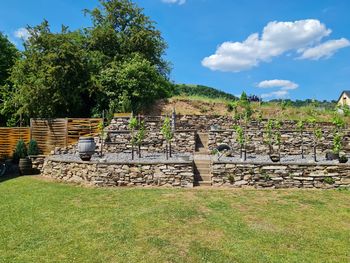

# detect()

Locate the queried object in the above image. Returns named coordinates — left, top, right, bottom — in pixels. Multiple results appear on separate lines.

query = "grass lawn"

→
left=0, top=176, right=349, bottom=263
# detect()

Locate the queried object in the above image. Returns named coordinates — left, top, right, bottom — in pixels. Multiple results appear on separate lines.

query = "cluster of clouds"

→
left=202, top=19, right=350, bottom=72
left=161, top=0, right=186, bottom=5
left=257, top=79, right=299, bottom=99
left=14, top=27, right=30, bottom=41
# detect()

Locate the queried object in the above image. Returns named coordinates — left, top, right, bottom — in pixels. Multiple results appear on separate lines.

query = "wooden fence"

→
left=30, top=118, right=102, bottom=154
left=0, top=127, right=31, bottom=158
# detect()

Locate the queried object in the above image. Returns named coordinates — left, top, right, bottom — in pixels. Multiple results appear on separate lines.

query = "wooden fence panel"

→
left=30, top=119, right=67, bottom=154
left=67, top=118, right=102, bottom=145
left=0, top=127, right=30, bottom=158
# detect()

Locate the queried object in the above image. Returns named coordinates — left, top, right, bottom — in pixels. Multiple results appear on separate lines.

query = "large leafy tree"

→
left=0, top=33, right=19, bottom=125
left=9, top=21, right=91, bottom=118
left=4, top=0, right=172, bottom=123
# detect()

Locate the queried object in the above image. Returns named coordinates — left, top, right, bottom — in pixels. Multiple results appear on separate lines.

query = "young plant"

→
left=313, top=128, right=322, bottom=162
left=265, top=119, right=274, bottom=155
left=296, top=120, right=305, bottom=159
left=128, top=116, right=138, bottom=160
left=274, top=120, right=282, bottom=159
left=331, top=115, right=345, bottom=157
left=136, top=121, right=146, bottom=158
left=161, top=117, right=174, bottom=160
left=234, top=125, right=246, bottom=160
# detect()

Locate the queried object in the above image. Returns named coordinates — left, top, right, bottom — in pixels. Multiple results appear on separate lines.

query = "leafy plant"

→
left=265, top=119, right=275, bottom=155
left=234, top=125, right=246, bottom=160
left=14, top=139, right=28, bottom=161
left=27, top=139, right=39, bottom=156
left=128, top=116, right=138, bottom=160
left=227, top=175, right=235, bottom=184
left=161, top=117, right=173, bottom=160
left=136, top=121, right=146, bottom=158
left=333, top=132, right=342, bottom=155
left=296, top=120, right=305, bottom=159
left=323, top=177, right=335, bottom=185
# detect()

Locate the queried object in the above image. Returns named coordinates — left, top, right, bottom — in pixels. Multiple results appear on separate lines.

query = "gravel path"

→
left=50, top=153, right=193, bottom=163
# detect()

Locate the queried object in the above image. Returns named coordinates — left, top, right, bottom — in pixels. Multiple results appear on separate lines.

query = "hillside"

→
left=173, top=84, right=237, bottom=101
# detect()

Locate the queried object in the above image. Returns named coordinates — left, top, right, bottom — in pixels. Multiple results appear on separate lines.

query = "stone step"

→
left=196, top=181, right=212, bottom=186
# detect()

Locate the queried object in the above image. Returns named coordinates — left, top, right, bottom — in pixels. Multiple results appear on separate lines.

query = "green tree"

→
left=8, top=21, right=91, bottom=119
left=161, top=117, right=173, bottom=159
left=0, top=32, right=19, bottom=125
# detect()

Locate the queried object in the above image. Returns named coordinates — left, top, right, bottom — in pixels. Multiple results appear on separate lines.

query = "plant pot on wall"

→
left=19, top=157, right=32, bottom=175
left=78, top=137, right=96, bottom=161
left=325, top=152, right=339, bottom=161
left=270, top=155, right=280, bottom=163
left=339, top=155, right=348, bottom=163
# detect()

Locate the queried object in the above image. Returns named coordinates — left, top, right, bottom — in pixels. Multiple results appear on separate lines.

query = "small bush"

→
left=227, top=175, right=235, bottom=184
left=13, top=139, right=28, bottom=161
left=323, top=177, right=335, bottom=185
left=28, top=140, right=39, bottom=156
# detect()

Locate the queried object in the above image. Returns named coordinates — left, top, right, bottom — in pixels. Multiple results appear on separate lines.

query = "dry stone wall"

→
left=212, top=162, right=350, bottom=189
left=105, top=130, right=196, bottom=154
left=42, top=158, right=194, bottom=188
left=209, top=129, right=350, bottom=155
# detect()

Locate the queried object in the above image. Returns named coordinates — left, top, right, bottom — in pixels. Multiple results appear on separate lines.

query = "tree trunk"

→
left=166, top=144, right=169, bottom=160
left=301, top=131, right=304, bottom=159
left=169, top=142, right=172, bottom=158
left=138, top=144, right=141, bottom=158
left=131, top=144, right=134, bottom=160
left=314, top=143, right=317, bottom=162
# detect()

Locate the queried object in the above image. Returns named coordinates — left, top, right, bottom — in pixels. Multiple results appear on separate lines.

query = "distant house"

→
left=337, top=91, right=350, bottom=107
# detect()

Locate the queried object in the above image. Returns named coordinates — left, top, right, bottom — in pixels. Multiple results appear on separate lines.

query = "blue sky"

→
left=1, top=0, right=350, bottom=101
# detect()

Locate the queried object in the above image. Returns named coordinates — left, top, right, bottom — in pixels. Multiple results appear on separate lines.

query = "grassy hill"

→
left=173, top=84, right=237, bottom=101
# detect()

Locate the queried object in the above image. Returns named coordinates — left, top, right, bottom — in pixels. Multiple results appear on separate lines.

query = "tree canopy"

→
left=0, top=0, right=172, bottom=125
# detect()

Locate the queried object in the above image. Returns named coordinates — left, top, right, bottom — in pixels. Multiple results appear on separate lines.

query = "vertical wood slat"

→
left=0, top=127, right=30, bottom=158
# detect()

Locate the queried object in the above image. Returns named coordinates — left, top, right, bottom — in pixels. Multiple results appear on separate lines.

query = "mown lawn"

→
left=0, top=176, right=349, bottom=263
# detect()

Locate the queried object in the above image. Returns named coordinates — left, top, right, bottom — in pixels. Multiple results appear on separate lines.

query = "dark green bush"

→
left=28, top=139, right=39, bottom=156
left=13, top=139, right=28, bottom=161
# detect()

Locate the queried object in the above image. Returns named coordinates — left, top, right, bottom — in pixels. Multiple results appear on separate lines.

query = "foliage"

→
left=174, top=84, right=237, bottom=101
left=128, top=116, right=138, bottom=146
left=13, top=139, right=27, bottom=160
left=323, top=177, right=335, bottom=185
left=27, top=139, right=39, bottom=156
left=296, top=120, right=304, bottom=132
left=333, top=132, right=342, bottom=154
left=136, top=121, right=146, bottom=147
left=234, top=125, right=245, bottom=147
left=0, top=32, right=19, bottom=125
left=265, top=119, right=275, bottom=147
left=161, top=117, right=173, bottom=142
left=273, top=120, right=282, bottom=146
left=2, top=0, right=172, bottom=124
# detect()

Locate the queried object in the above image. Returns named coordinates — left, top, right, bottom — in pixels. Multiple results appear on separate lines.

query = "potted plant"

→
left=14, top=139, right=32, bottom=175
left=161, top=117, right=173, bottom=160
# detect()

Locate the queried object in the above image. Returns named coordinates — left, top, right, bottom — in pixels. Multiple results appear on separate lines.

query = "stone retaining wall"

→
left=105, top=130, right=196, bottom=154
left=209, top=129, right=350, bottom=155
left=42, top=158, right=194, bottom=188
left=110, top=115, right=340, bottom=132
left=212, top=162, right=350, bottom=189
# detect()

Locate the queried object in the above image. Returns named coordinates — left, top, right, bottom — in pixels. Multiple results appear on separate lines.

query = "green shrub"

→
left=323, top=177, right=335, bottom=185
left=228, top=175, right=235, bottom=184
left=13, top=139, right=28, bottom=160
left=28, top=139, right=39, bottom=156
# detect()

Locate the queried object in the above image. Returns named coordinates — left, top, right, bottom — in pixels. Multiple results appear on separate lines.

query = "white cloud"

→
left=257, top=79, right=299, bottom=99
left=161, top=0, right=186, bottom=5
left=257, top=79, right=299, bottom=90
left=14, top=28, right=30, bottom=41
left=299, top=38, right=350, bottom=60
left=202, top=19, right=349, bottom=72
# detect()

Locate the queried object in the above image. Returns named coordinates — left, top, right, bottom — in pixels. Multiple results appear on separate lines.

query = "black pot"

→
left=326, top=152, right=339, bottom=161
left=339, top=156, right=348, bottom=163
left=270, top=155, right=280, bottom=163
